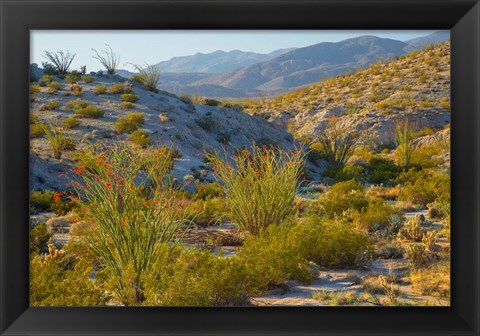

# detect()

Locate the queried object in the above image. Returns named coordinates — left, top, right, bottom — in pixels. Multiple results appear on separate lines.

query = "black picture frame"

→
left=1, top=0, right=479, bottom=335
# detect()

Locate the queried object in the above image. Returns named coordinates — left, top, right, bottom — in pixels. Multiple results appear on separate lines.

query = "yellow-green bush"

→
left=93, top=85, right=107, bottom=95
left=292, top=215, right=373, bottom=267
left=30, top=190, right=55, bottom=210
left=61, top=116, right=81, bottom=129
left=82, top=75, right=95, bottom=83
left=39, top=99, right=60, bottom=111
left=30, top=223, right=51, bottom=255
left=115, top=118, right=138, bottom=133
left=398, top=170, right=450, bottom=207
left=46, top=81, right=65, bottom=93
left=130, top=129, right=151, bottom=147
left=30, top=246, right=107, bottom=306
left=317, top=180, right=369, bottom=218
left=75, top=106, right=104, bottom=118
left=121, top=93, right=139, bottom=103
left=109, top=83, right=125, bottom=94
left=65, top=99, right=89, bottom=110
left=121, top=101, right=135, bottom=109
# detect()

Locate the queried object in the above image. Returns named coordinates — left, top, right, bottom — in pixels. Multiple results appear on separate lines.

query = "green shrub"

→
left=237, top=223, right=312, bottom=288
left=39, top=99, right=60, bottom=111
left=195, top=115, right=216, bottom=131
left=365, top=157, right=402, bottom=184
left=143, top=245, right=257, bottom=306
left=30, top=85, right=41, bottom=94
left=190, top=197, right=226, bottom=226
left=318, top=180, right=369, bottom=218
left=65, top=73, right=80, bottom=83
left=398, top=170, right=450, bottom=207
left=46, top=81, right=65, bottom=93
left=195, top=182, right=223, bottom=200
left=126, top=112, right=144, bottom=125
left=114, top=113, right=144, bottom=134
left=41, top=124, right=76, bottom=159
left=207, top=145, right=304, bottom=235
left=130, top=129, right=151, bottom=147
left=65, top=99, right=89, bottom=110
left=30, top=190, right=55, bottom=210
left=115, top=118, right=138, bottom=134
left=109, top=83, right=124, bottom=94
left=121, top=93, right=139, bottom=103
left=30, top=245, right=107, bottom=306
left=31, top=122, right=46, bottom=138
left=293, top=215, right=373, bottom=268
left=38, top=74, right=54, bottom=87
left=81, top=75, right=95, bottom=83
left=75, top=106, right=104, bottom=118
left=61, top=116, right=81, bottom=129
left=30, top=223, right=51, bottom=255
left=121, top=101, right=135, bottom=109
left=93, top=85, right=107, bottom=95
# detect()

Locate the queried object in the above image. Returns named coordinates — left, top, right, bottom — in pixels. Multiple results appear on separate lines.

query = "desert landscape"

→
left=29, top=31, right=450, bottom=306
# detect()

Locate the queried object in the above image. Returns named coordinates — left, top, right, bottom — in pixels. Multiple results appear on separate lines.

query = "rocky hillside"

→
left=29, top=75, right=296, bottom=191
left=241, top=40, right=451, bottom=146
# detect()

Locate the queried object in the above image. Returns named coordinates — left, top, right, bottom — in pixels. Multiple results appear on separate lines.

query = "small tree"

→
left=393, top=118, right=416, bottom=169
left=131, top=63, right=160, bottom=91
left=43, top=50, right=76, bottom=75
left=92, top=44, right=120, bottom=75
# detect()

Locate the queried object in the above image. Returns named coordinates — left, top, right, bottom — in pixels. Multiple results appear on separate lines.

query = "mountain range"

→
left=116, top=31, right=449, bottom=98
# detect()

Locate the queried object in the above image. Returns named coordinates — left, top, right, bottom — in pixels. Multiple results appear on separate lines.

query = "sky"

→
left=31, top=30, right=441, bottom=72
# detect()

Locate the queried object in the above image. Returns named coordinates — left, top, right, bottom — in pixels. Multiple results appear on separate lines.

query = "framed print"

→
left=1, top=0, right=479, bottom=335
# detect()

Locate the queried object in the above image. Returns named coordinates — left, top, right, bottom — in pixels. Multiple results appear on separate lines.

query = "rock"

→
left=70, top=221, right=91, bottom=234
left=46, top=217, right=70, bottom=233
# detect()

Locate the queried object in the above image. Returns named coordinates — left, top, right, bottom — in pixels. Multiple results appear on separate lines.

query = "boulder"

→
left=45, top=217, right=69, bottom=233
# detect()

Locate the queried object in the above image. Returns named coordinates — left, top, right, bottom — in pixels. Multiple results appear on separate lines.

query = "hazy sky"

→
left=31, top=30, right=441, bottom=72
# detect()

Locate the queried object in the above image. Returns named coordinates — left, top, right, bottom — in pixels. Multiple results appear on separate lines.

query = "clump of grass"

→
left=46, top=81, right=65, bottom=94
left=115, top=112, right=144, bottom=133
left=410, top=261, right=450, bottom=299
left=40, top=124, right=76, bottom=159
left=61, top=116, right=81, bottom=129
left=130, top=129, right=151, bottom=147
left=65, top=73, right=80, bottom=84
left=121, top=93, right=139, bottom=103
left=39, top=99, right=60, bottom=111
left=30, top=85, right=41, bottom=95
left=109, top=83, right=125, bottom=94
left=121, top=102, right=135, bottom=109
left=65, top=99, right=89, bottom=110
left=81, top=75, right=95, bottom=83
left=159, top=113, right=169, bottom=123
left=93, top=85, right=107, bottom=95
left=75, top=106, right=104, bottom=118
left=206, top=145, right=305, bottom=235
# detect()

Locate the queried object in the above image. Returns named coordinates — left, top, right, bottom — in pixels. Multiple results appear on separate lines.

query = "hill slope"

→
left=240, top=41, right=451, bottom=145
